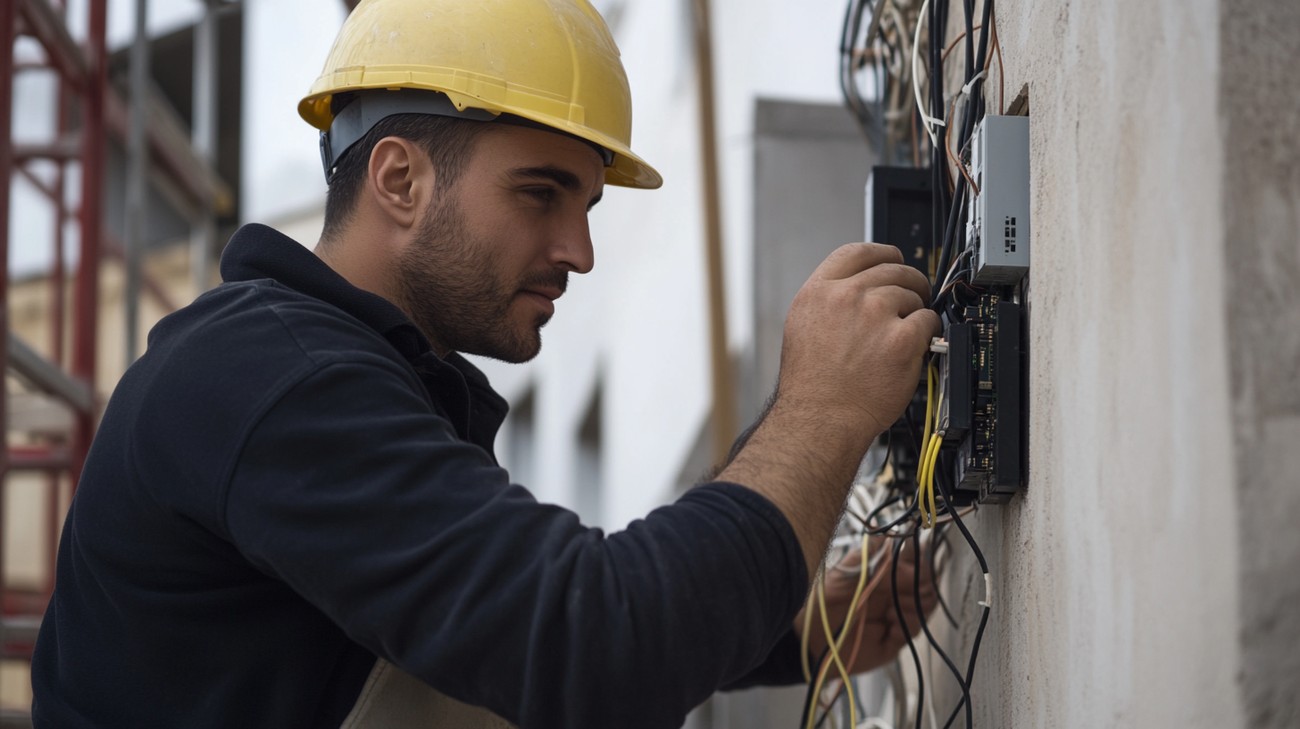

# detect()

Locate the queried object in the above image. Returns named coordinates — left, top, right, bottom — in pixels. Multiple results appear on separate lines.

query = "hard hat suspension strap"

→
left=320, top=90, right=497, bottom=183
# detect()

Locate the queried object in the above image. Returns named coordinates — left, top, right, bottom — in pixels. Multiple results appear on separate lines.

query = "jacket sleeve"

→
left=720, top=629, right=808, bottom=690
left=222, top=357, right=809, bottom=729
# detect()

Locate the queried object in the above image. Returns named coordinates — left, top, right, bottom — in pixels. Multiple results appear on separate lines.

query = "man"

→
left=31, top=0, right=939, bottom=726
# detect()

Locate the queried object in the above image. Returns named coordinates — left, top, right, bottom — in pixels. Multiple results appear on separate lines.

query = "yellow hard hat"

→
left=299, top=0, right=662, bottom=190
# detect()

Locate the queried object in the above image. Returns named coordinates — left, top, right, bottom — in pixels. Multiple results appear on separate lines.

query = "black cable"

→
left=848, top=0, right=873, bottom=123
left=934, top=473, right=989, bottom=729
left=798, top=646, right=829, bottom=729
left=970, top=0, right=995, bottom=122
left=931, top=177, right=968, bottom=302
left=863, top=492, right=904, bottom=525
left=963, top=0, right=976, bottom=83
left=837, top=0, right=860, bottom=128
left=930, top=524, right=960, bottom=629
left=890, top=534, right=925, bottom=729
left=911, top=528, right=972, bottom=726
left=839, top=0, right=879, bottom=146
left=928, top=0, right=946, bottom=282
left=866, top=494, right=920, bottom=536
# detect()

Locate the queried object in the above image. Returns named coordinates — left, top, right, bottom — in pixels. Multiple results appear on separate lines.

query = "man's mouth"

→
left=519, top=288, right=559, bottom=316
left=521, top=286, right=564, bottom=302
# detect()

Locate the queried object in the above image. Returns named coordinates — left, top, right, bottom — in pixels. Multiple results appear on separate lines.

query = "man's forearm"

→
left=717, top=396, right=878, bottom=586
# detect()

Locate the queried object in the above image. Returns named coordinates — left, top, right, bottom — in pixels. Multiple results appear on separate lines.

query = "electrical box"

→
left=948, top=295, right=1024, bottom=504
left=968, top=116, right=1030, bottom=286
left=866, top=166, right=934, bottom=277
left=866, top=120, right=1030, bottom=508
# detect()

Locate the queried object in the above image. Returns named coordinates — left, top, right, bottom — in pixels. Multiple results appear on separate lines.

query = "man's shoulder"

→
left=150, top=277, right=406, bottom=373
left=116, top=278, right=418, bottom=444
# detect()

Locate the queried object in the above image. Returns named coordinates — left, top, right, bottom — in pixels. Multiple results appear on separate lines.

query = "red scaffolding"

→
left=1, top=0, right=232, bottom=718
left=0, top=4, right=109, bottom=705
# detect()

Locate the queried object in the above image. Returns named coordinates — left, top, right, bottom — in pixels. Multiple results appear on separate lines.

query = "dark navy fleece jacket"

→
left=31, top=224, right=808, bottom=728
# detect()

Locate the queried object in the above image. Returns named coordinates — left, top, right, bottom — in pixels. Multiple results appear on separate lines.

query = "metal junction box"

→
left=968, top=116, right=1030, bottom=285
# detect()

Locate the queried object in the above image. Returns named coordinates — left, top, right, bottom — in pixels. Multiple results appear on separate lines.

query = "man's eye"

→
left=523, top=188, right=556, bottom=204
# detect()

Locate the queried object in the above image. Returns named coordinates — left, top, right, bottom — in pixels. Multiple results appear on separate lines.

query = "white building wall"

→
left=477, top=0, right=856, bottom=529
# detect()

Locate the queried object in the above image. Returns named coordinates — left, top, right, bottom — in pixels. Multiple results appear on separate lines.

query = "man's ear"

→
left=366, top=137, right=435, bottom=231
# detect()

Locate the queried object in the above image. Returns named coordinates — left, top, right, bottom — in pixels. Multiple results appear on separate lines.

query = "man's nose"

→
left=549, top=216, right=595, bottom=274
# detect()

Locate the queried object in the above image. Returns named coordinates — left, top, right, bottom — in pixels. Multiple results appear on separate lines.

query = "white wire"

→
left=910, top=0, right=944, bottom=148
left=939, top=247, right=973, bottom=292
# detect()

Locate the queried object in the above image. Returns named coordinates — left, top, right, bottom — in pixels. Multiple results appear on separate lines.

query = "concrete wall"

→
left=1221, top=1, right=1300, bottom=726
left=921, top=0, right=1300, bottom=726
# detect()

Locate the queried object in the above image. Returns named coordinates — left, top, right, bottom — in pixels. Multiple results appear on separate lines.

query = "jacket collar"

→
left=219, top=224, right=509, bottom=449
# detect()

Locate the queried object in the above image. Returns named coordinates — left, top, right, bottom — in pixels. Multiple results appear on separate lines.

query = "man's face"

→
left=393, top=124, right=605, bottom=363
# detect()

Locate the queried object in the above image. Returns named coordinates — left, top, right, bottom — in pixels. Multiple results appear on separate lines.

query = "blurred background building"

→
left=2, top=0, right=1297, bottom=727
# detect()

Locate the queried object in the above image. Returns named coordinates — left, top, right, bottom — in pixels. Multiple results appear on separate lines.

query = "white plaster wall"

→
left=927, top=1, right=1243, bottom=726
left=1220, top=2, right=1300, bottom=725
left=478, top=0, right=855, bottom=529
left=240, top=0, right=346, bottom=226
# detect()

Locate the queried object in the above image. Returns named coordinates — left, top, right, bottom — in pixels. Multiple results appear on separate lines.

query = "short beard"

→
left=394, top=193, right=564, bottom=363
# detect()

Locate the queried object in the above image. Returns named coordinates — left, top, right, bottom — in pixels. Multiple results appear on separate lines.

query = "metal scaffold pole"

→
left=72, top=0, right=109, bottom=486
left=0, top=0, right=18, bottom=642
left=190, top=1, right=220, bottom=295
left=124, top=0, right=151, bottom=368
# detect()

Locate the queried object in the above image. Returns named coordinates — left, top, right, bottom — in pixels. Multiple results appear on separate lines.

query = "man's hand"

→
left=718, top=243, right=940, bottom=581
left=777, top=243, right=939, bottom=442
left=794, top=538, right=939, bottom=676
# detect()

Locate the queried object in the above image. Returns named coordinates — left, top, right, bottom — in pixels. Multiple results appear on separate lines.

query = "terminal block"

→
left=947, top=294, right=1024, bottom=503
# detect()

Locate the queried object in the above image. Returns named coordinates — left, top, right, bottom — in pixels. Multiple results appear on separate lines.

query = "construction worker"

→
left=30, top=1, right=939, bottom=727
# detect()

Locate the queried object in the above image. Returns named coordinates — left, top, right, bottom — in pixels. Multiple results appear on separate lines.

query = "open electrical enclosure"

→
left=805, top=3, right=1025, bottom=727
left=867, top=115, right=1029, bottom=506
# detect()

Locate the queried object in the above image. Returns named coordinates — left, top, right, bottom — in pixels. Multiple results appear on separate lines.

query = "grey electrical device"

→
left=968, top=115, right=1030, bottom=285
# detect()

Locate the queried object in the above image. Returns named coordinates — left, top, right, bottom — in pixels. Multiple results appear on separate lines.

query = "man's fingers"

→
left=902, top=308, right=943, bottom=352
left=868, top=286, right=926, bottom=320
left=850, top=262, right=933, bottom=305
left=814, top=243, right=905, bottom=281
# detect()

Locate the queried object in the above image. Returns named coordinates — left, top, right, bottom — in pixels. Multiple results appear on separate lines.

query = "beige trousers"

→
left=338, top=659, right=518, bottom=729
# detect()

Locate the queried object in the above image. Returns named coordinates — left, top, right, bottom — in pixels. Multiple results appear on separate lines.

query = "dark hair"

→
left=320, top=111, right=495, bottom=241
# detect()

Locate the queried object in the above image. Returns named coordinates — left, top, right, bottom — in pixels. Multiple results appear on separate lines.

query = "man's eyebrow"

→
left=510, top=165, right=603, bottom=209
left=508, top=165, right=584, bottom=191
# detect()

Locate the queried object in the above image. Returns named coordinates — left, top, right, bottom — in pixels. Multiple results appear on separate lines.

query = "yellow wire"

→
left=916, top=441, right=930, bottom=527
left=800, top=571, right=816, bottom=683
left=834, top=531, right=872, bottom=657
left=924, top=433, right=942, bottom=527
left=814, top=579, right=854, bottom=729
left=918, top=433, right=938, bottom=528
left=806, top=534, right=871, bottom=729
left=918, top=365, right=936, bottom=525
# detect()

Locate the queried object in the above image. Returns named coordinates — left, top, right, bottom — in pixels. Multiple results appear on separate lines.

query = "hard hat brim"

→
left=300, top=85, right=662, bottom=190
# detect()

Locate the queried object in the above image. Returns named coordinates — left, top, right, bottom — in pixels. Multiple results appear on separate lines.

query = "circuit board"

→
left=948, top=292, right=1024, bottom=503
